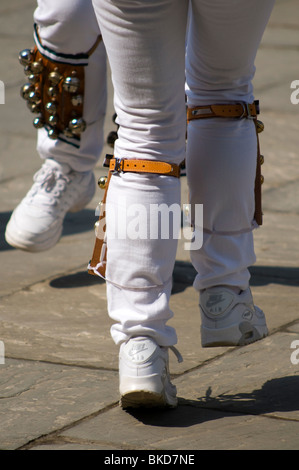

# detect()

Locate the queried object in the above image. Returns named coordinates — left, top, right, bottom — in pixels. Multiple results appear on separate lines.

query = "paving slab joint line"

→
left=20, top=435, right=143, bottom=451
left=171, top=330, right=282, bottom=379
left=16, top=401, right=120, bottom=451
left=0, top=261, right=99, bottom=301
left=268, top=319, right=299, bottom=336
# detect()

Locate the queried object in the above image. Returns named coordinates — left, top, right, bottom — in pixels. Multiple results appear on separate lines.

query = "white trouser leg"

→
left=34, top=0, right=107, bottom=172
left=106, top=173, right=181, bottom=346
left=91, top=0, right=274, bottom=345
left=185, top=0, right=275, bottom=291
left=92, top=0, right=188, bottom=346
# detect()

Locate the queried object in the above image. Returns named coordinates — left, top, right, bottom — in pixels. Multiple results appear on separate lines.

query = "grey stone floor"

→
left=0, top=0, right=298, bottom=451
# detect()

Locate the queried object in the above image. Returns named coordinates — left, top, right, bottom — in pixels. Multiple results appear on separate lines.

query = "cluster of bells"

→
left=19, top=48, right=86, bottom=140
left=255, top=119, right=265, bottom=185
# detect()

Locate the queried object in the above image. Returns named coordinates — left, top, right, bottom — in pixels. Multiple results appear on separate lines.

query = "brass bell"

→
left=24, top=65, right=33, bottom=76
left=48, top=128, right=59, bottom=140
left=19, top=49, right=34, bottom=66
left=71, top=95, right=83, bottom=107
left=45, top=102, right=57, bottom=115
left=95, top=201, right=104, bottom=217
left=28, top=74, right=40, bottom=85
left=48, top=114, right=58, bottom=127
left=98, top=176, right=108, bottom=190
left=28, top=90, right=41, bottom=104
left=260, top=154, right=264, bottom=165
left=27, top=101, right=41, bottom=114
left=30, top=60, right=44, bottom=75
left=33, top=116, right=45, bottom=129
left=63, top=75, right=80, bottom=94
left=21, top=83, right=35, bottom=100
left=63, top=128, right=74, bottom=138
left=47, top=86, right=58, bottom=98
left=256, top=120, right=264, bottom=134
left=48, top=70, right=62, bottom=86
left=68, top=117, right=86, bottom=135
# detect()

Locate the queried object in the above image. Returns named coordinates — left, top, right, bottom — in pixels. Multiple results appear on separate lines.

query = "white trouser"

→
left=33, top=0, right=107, bottom=172
left=91, top=0, right=275, bottom=346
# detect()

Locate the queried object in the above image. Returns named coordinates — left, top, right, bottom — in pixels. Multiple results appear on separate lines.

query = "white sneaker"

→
left=119, top=336, right=182, bottom=409
left=5, top=159, right=95, bottom=252
left=200, top=287, right=268, bottom=347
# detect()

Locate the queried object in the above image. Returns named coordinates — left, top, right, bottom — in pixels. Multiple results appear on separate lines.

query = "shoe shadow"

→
left=49, top=270, right=105, bottom=288
left=171, top=261, right=299, bottom=294
left=48, top=259, right=299, bottom=290
left=0, top=211, right=14, bottom=251
left=126, top=376, right=299, bottom=428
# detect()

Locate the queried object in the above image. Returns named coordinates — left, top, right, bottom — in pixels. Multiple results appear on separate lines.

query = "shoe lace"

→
left=170, top=345, right=183, bottom=363
left=28, top=162, right=71, bottom=207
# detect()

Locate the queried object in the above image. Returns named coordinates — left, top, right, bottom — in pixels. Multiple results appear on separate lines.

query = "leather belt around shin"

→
left=187, top=100, right=264, bottom=226
left=88, top=156, right=181, bottom=279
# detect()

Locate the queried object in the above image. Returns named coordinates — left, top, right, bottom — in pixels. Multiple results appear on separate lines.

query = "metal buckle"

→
left=238, top=102, right=255, bottom=120
left=245, top=102, right=255, bottom=120
left=113, top=158, right=124, bottom=173
left=191, top=107, right=213, bottom=117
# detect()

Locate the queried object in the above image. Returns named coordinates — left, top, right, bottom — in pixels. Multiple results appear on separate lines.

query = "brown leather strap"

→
left=109, top=157, right=181, bottom=178
left=253, top=121, right=263, bottom=226
left=88, top=170, right=112, bottom=279
left=187, top=102, right=259, bottom=122
left=187, top=100, right=263, bottom=226
left=88, top=156, right=181, bottom=278
left=87, top=35, right=102, bottom=56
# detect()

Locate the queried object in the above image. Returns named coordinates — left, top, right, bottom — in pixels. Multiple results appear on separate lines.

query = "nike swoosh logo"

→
left=128, top=344, right=148, bottom=357
left=206, top=295, right=225, bottom=308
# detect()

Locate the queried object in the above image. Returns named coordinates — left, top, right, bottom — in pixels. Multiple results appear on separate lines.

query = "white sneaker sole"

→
left=120, top=373, right=178, bottom=409
left=120, top=390, right=176, bottom=409
left=5, top=217, right=63, bottom=253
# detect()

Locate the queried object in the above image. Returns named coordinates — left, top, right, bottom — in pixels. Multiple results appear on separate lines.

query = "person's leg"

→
left=93, top=0, right=188, bottom=347
left=92, top=0, right=188, bottom=407
left=186, top=0, right=275, bottom=346
left=5, top=0, right=107, bottom=252
left=34, top=0, right=107, bottom=171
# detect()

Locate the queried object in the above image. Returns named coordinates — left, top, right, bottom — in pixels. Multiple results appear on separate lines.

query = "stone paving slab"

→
left=46, top=331, right=298, bottom=451
left=56, top=406, right=299, bottom=451
left=0, top=0, right=299, bottom=452
left=0, top=359, right=119, bottom=450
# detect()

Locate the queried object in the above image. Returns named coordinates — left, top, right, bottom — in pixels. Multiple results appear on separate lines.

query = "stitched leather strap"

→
left=108, top=157, right=181, bottom=178
left=88, top=156, right=180, bottom=279
left=187, top=101, right=259, bottom=122
left=187, top=100, right=263, bottom=225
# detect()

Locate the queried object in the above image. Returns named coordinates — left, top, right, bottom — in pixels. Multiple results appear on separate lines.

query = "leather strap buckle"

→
left=187, top=101, right=259, bottom=122
left=112, top=157, right=124, bottom=174
left=240, top=102, right=255, bottom=120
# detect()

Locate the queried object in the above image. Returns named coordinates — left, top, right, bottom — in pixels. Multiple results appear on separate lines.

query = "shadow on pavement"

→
left=172, top=261, right=299, bottom=293
left=0, top=209, right=96, bottom=252
left=126, top=376, right=299, bottom=428
left=48, top=259, right=299, bottom=290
